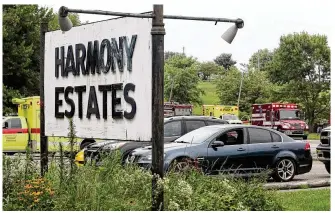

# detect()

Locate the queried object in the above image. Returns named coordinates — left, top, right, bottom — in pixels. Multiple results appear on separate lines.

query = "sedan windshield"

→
left=174, top=126, right=221, bottom=144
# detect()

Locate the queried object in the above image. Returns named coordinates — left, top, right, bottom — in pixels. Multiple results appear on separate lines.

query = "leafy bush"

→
left=3, top=151, right=283, bottom=211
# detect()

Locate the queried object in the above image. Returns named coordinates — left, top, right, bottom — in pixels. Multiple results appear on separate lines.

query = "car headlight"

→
left=142, top=155, right=152, bottom=161
left=102, top=145, right=117, bottom=150
left=282, top=123, right=291, bottom=129
left=102, top=142, right=127, bottom=151
left=140, top=154, right=166, bottom=161
left=305, top=125, right=309, bottom=129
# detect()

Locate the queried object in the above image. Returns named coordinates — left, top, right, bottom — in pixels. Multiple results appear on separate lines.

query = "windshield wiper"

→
left=175, top=141, right=189, bottom=143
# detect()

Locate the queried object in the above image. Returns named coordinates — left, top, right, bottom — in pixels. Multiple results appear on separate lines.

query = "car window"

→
left=164, top=121, right=182, bottom=137
left=175, top=126, right=221, bottom=144
left=248, top=128, right=272, bottom=144
left=271, top=132, right=282, bottom=142
left=207, top=121, right=228, bottom=125
left=5, top=118, right=22, bottom=129
left=216, top=128, right=244, bottom=145
left=185, top=120, right=206, bottom=133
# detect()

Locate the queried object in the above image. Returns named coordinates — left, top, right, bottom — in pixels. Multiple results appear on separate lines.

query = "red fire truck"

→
left=164, top=102, right=193, bottom=117
left=250, top=103, right=309, bottom=139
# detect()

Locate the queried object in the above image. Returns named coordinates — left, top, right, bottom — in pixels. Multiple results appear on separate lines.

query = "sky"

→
left=37, top=0, right=333, bottom=67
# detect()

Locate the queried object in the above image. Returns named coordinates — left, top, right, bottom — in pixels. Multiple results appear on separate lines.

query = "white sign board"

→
left=44, top=17, right=152, bottom=141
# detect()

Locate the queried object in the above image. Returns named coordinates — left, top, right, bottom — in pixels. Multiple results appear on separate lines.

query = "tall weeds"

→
left=2, top=119, right=283, bottom=211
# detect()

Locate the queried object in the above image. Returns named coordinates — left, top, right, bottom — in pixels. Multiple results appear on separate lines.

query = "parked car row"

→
left=75, top=116, right=228, bottom=164
left=75, top=116, right=313, bottom=182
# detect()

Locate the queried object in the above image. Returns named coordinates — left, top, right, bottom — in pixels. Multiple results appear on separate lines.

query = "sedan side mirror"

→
left=211, top=141, right=225, bottom=148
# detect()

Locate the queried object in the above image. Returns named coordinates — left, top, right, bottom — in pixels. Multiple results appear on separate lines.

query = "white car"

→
left=220, top=114, right=243, bottom=124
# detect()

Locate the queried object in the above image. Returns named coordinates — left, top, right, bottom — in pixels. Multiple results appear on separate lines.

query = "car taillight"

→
left=304, top=142, right=310, bottom=151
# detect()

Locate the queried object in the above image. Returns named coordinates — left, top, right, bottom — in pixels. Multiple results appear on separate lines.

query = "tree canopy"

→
left=215, top=67, right=273, bottom=113
left=214, top=53, right=237, bottom=70
left=198, top=61, right=223, bottom=80
left=164, top=55, right=204, bottom=105
left=267, top=32, right=330, bottom=127
left=3, top=5, right=81, bottom=115
left=248, top=48, right=273, bottom=72
left=164, top=51, right=185, bottom=61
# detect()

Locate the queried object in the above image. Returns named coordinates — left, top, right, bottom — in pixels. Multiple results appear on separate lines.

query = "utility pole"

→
left=182, top=46, right=185, bottom=54
left=237, top=71, right=243, bottom=109
left=169, top=77, right=174, bottom=102
left=237, top=63, right=247, bottom=109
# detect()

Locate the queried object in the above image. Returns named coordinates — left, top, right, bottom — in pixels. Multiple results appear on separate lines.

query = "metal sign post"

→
left=151, top=5, right=165, bottom=210
left=40, top=22, right=48, bottom=176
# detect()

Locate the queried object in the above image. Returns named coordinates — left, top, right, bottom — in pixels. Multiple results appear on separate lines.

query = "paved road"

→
left=303, top=140, right=319, bottom=158
left=275, top=160, right=329, bottom=182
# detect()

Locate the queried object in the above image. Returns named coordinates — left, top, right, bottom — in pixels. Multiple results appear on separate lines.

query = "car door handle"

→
left=271, top=145, right=279, bottom=148
left=17, top=131, right=22, bottom=133
left=237, top=148, right=246, bottom=151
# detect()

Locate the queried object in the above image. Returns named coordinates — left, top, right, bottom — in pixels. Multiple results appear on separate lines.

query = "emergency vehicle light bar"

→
left=272, top=104, right=298, bottom=108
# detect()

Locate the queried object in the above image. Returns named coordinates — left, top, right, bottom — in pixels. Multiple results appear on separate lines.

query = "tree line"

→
left=164, top=33, right=330, bottom=130
left=3, top=5, right=330, bottom=131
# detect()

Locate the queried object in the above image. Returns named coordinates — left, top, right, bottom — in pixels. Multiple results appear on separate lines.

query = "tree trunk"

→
left=308, top=113, right=315, bottom=133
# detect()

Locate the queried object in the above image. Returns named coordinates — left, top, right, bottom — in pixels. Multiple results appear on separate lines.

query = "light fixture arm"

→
left=59, top=6, right=244, bottom=27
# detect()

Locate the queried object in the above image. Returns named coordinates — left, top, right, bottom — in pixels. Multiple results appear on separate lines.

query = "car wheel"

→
left=273, top=158, right=296, bottom=182
left=325, top=162, right=330, bottom=174
left=277, top=127, right=282, bottom=132
left=302, top=135, right=308, bottom=140
left=121, top=151, right=132, bottom=165
left=168, top=158, right=196, bottom=173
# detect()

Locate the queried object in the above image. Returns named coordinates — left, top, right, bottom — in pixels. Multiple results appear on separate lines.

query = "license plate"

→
left=285, top=131, right=292, bottom=135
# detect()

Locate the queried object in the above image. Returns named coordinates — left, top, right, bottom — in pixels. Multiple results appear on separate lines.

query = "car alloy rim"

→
left=277, top=159, right=294, bottom=180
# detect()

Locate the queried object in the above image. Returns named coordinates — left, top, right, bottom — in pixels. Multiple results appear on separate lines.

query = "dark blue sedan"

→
left=127, top=124, right=313, bottom=182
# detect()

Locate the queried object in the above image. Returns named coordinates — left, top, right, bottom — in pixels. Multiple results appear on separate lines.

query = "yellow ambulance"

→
left=2, top=96, right=99, bottom=153
left=202, top=105, right=239, bottom=118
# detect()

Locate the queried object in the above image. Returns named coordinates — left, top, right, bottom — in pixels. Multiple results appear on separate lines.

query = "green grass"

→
left=276, top=188, right=330, bottom=211
left=308, top=133, right=320, bottom=140
left=194, top=81, right=219, bottom=115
